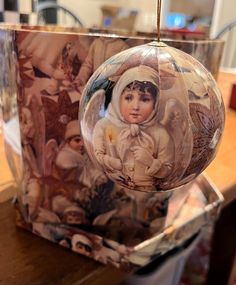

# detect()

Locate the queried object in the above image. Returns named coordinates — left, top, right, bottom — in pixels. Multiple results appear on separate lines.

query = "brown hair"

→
left=124, top=80, right=159, bottom=100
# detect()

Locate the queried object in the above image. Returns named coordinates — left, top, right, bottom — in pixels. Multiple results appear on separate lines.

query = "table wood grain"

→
left=0, top=201, right=128, bottom=285
left=0, top=131, right=14, bottom=202
left=205, top=71, right=236, bottom=206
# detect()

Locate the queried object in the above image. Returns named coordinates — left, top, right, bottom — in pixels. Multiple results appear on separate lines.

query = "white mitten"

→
left=131, top=146, right=154, bottom=167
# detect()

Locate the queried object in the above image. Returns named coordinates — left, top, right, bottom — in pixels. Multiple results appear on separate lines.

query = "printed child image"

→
left=92, top=65, right=176, bottom=190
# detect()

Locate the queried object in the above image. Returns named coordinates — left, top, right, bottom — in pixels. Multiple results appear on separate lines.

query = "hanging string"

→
left=157, top=0, right=162, bottom=42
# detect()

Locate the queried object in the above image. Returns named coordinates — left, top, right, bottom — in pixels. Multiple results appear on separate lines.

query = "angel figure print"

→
left=80, top=42, right=225, bottom=191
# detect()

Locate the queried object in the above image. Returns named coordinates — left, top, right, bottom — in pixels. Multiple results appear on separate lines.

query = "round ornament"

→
left=80, top=41, right=225, bottom=191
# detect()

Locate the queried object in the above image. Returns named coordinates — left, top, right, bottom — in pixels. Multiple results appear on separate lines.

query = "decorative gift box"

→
left=0, top=24, right=224, bottom=269
left=14, top=174, right=224, bottom=269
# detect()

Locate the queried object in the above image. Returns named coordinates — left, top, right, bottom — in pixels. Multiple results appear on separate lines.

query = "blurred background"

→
left=0, top=1, right=235, bottom=285
left=0, top=0, right=236, bottom=69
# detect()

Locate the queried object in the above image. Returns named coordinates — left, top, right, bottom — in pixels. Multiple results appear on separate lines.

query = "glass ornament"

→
left=80, top=41, right=225, bottom=191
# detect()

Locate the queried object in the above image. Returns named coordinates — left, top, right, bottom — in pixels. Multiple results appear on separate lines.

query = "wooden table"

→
left=0, top=129, right=14, bottom=202
left=0, top=71, right=236, bottom=285
left=205, top=72, right=236, bottom=285
left=205, top=71, right=236, bottom=206
left=0, top=201, right=127, bottom=285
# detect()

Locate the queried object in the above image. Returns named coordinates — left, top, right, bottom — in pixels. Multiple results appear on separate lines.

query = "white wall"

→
left=170, top=0, right=215, bottom=18
left=210, top=0, right=236, bottom=38
left=58, top=0, right=169, bottom=31
left=210, top=0, right=236, bottom=67
left=58, top=0, right=104, bottom=27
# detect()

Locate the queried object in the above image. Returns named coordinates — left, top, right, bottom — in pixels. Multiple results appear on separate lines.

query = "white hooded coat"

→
left=93, top=65, right=175, bottom=189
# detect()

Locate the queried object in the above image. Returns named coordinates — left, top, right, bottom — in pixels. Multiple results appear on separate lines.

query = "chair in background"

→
left=215, top=20, right=236, bottom=68
left=215, top=20, right=236, bottom=39
left=36, top=1, right=83, bottom=27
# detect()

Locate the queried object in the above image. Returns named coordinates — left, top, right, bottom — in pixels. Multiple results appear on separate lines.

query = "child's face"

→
left=68, top=135, right=84, bottom=154
left=120, top=88, right=156, bottom=124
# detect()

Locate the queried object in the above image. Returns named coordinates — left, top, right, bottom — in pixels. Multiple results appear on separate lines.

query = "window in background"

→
left=166, top=13, right=186, bottom=29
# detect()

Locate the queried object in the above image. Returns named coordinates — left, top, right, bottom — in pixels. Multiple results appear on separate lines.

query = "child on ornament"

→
left=93, top=65, right=174, bottom=190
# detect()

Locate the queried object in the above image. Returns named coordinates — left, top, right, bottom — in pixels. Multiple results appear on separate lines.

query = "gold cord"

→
left=157, top=0, right=162, bottom=42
